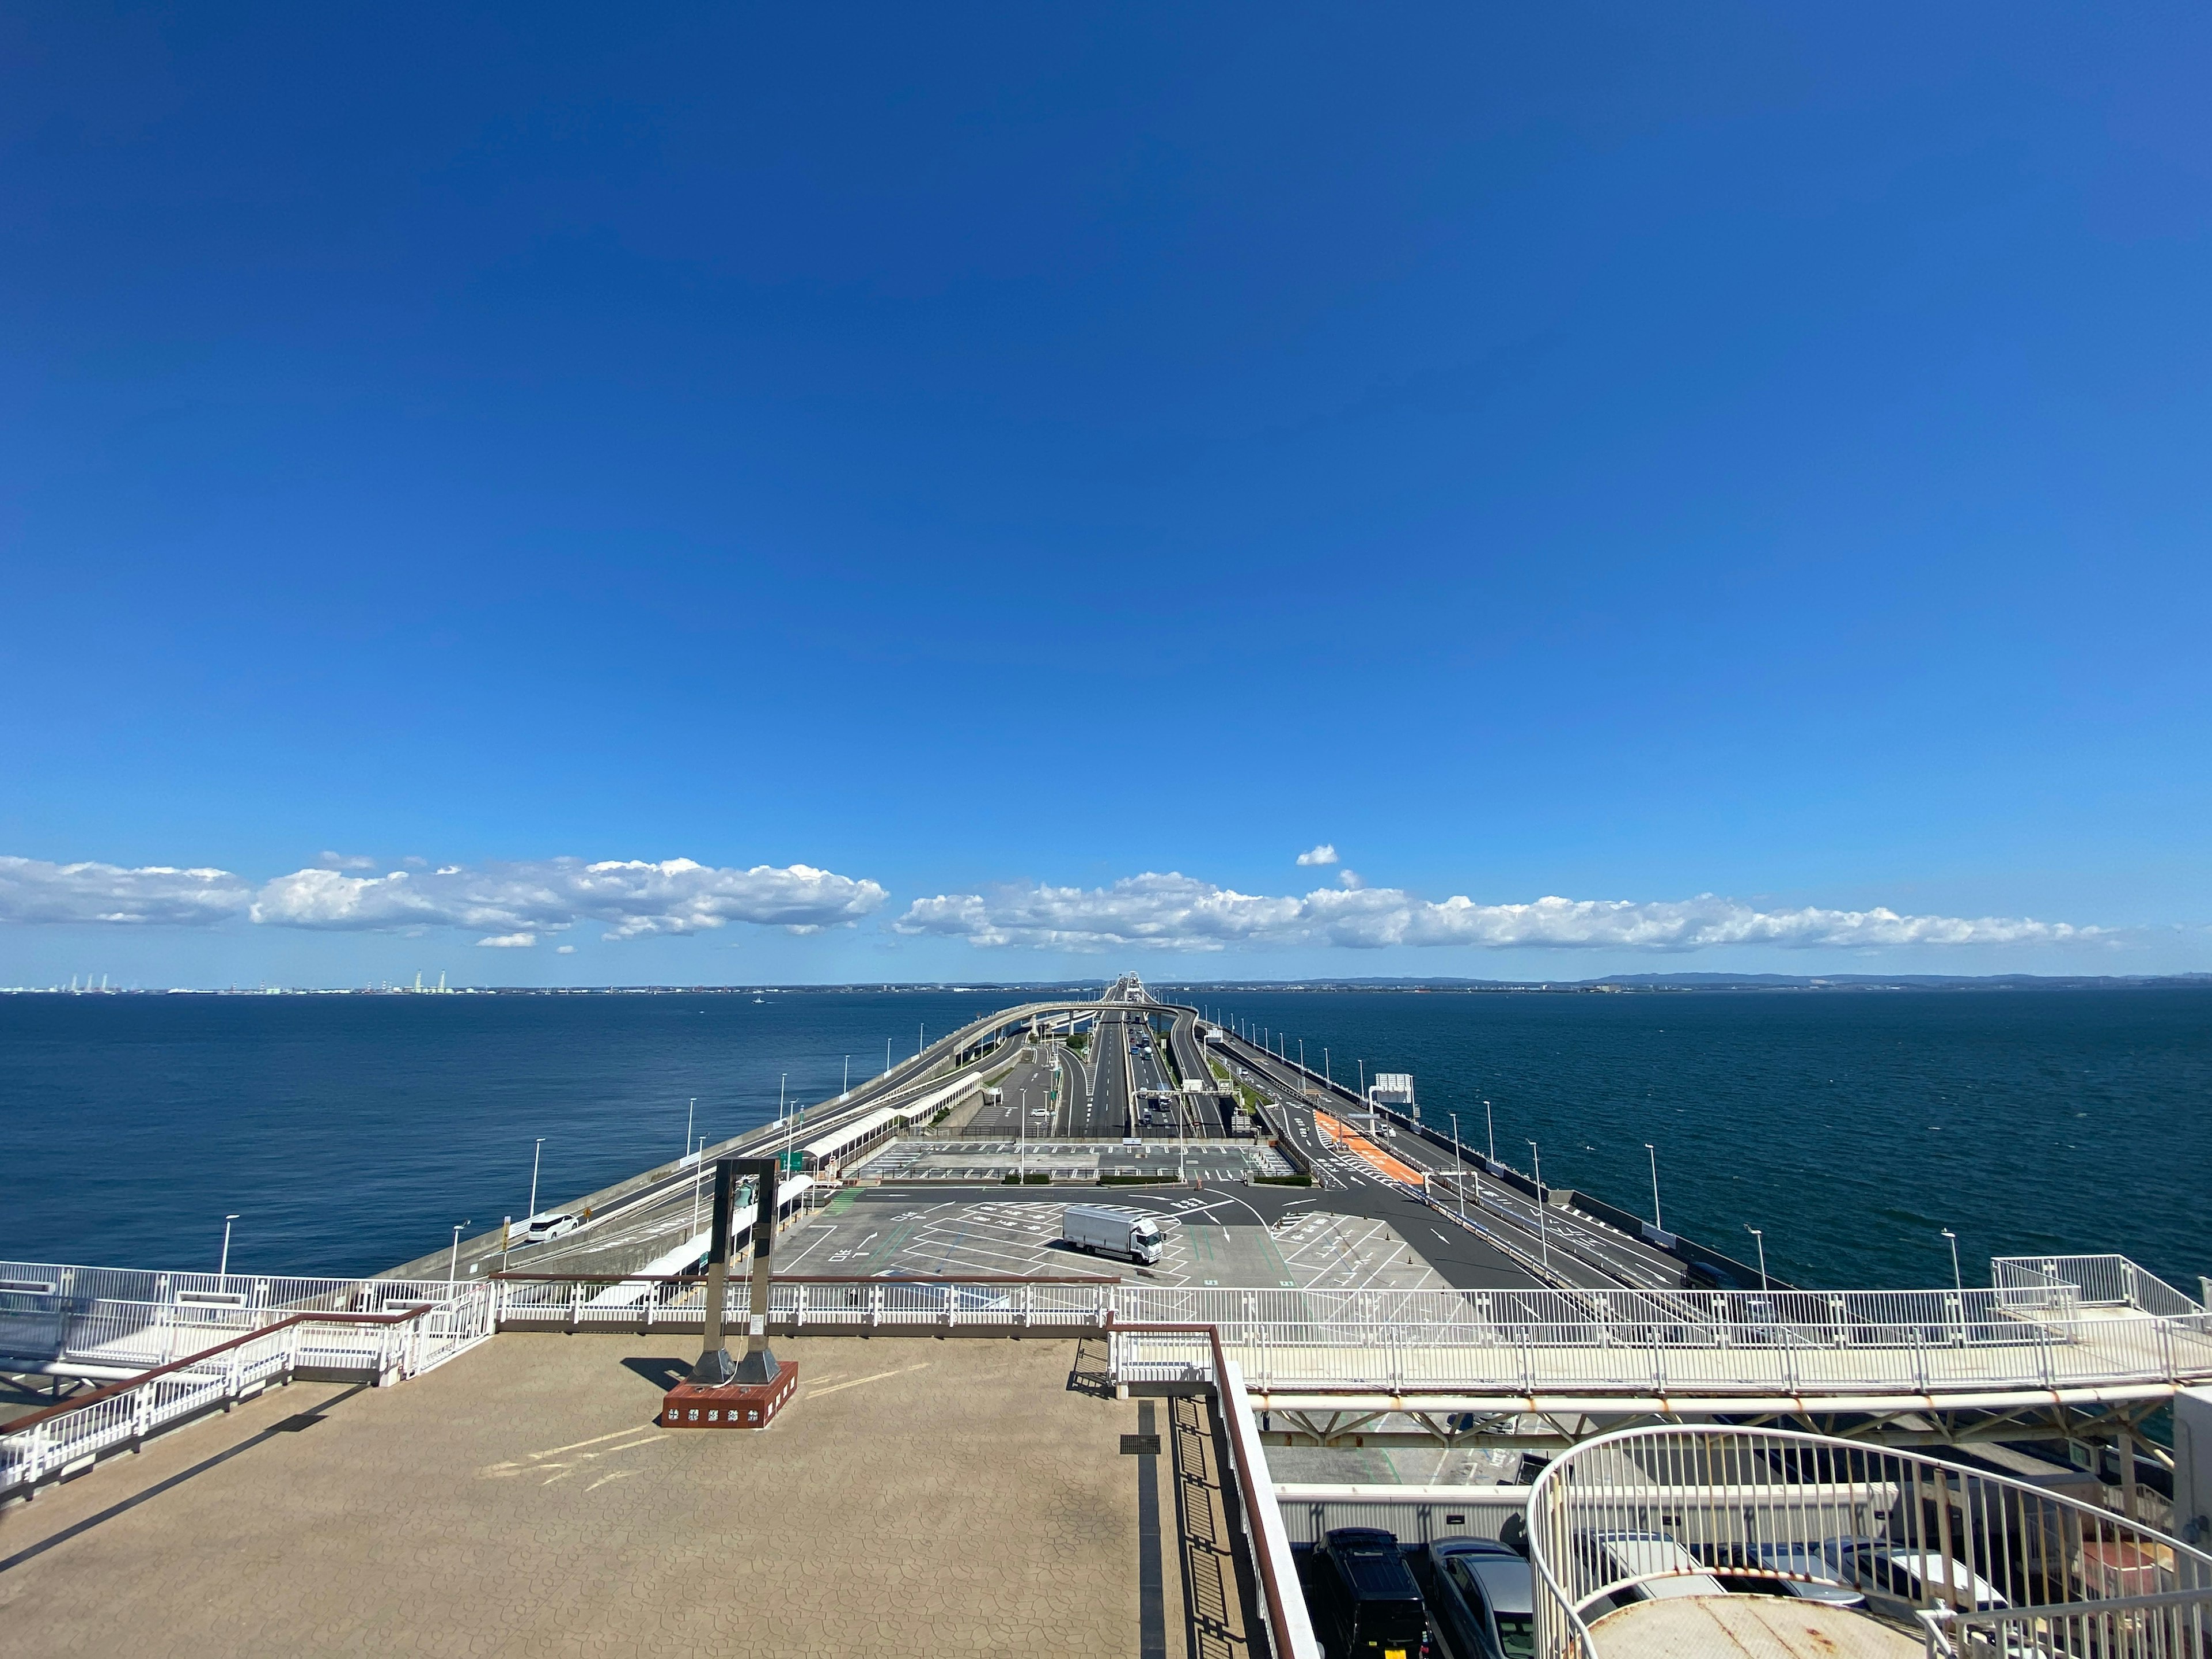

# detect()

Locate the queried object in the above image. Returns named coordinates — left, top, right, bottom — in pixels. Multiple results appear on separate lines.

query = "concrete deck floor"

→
left=1589, top=1595, right=1923, bottom=1657
left=0, top=1332, right=1251, bottom=1658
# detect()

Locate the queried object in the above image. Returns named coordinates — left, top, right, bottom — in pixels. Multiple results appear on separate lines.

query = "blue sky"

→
left=3, top=5, right=2209, bottom=987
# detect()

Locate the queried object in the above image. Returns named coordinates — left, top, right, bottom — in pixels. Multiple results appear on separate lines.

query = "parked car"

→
left=1825, top=1540, right=2009, bottom=1611
left=1305, top=1528, right=1430, bottom=1659
left=1574, top=1531, right=1728, bottom=1612
left=1703, top=1543, right=1865, bottom=1608
left=1423, top=1539, right=1533, bottom=1659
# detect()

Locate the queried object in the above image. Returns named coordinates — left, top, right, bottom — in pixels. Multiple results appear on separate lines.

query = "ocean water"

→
left=1186, top=986, right=2211, bottom=1294
left=0, top=988, right=1018, bottom=1281
left=3, top=986, right=2206, bottom=1291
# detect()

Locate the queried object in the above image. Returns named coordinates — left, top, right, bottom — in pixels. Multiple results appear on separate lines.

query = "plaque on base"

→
left=661, top=1363, right=799, bottom=1430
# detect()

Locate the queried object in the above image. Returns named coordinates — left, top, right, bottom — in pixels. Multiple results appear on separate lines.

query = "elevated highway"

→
left=9, top=978, right=2209, bottom=1476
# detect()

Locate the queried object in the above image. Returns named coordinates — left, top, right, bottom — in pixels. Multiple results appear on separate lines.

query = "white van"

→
left=1062, top=1205, right=1165, bottom=1266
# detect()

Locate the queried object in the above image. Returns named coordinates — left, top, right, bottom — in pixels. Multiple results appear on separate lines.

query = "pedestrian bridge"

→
left=7, top=1251, right=2209, bottom=1486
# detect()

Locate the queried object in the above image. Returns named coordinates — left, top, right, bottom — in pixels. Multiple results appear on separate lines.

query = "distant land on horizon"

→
left=11, top=972, right=2212, bottom=995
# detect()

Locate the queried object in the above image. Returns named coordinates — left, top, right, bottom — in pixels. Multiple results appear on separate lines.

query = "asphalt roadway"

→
left=788, top=1183, right=1549, bottom=1293
left=1214, top=1031, right=1688, bottom=1295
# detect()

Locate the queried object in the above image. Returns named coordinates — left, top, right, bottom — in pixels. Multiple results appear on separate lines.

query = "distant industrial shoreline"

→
left=7, top=971, right=2210, bottom=996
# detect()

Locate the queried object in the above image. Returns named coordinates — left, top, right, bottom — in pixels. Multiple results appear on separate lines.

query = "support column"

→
left=690, top=1158, right=740, bottom=1385
left=731, top=1156, right=781, bottom=1385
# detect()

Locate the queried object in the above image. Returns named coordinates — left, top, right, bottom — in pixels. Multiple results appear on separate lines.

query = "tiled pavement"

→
left=0, top=1332, right=1241, bottom=1658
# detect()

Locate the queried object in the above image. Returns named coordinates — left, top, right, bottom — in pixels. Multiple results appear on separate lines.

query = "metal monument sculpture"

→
left=662, top=1155, right=799, bottom=1429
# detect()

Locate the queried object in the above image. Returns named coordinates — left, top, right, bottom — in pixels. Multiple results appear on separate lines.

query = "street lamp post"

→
left=1449, top=1112, right=1466, bottom=1219
left=219, top=1213, right=240, bottom=1278
left=527, top=1138, right=544, bottom=1222
left=1484, top=1100, right=1495, bottom=1166
left=1645, top=1143, right=1664, bottom=1233
left=1527, top=1142, right=1549, bottom=1270
left=1942, top=1228, right=1963, bottom=1301
left=1747, top=1226, right=1770, bottom=1294
left=448, top=1221, right=468, bottom=1290
left=684, top=1097, right=695, bottom=1162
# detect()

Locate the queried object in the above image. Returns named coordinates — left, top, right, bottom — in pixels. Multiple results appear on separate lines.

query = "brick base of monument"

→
left=661, top=1364, right=799, bottom=1430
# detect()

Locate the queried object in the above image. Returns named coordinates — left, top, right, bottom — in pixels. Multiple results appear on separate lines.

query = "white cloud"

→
left=894, top=872, right=2099, bottom=955
left=556, top=944, right=576, bottom=955
left=1296, top=844, right=1339, bottom=866
left=1, top=850, right=887, bottom=940
left=251, top=857, right=888, bottom=940
left=316, top=851, right=377, bottom=870
left=0, top=856, right=252, bottom=926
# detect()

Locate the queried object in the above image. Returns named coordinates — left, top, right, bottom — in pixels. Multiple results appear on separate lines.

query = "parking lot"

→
left=775, top=1188, right=1458, bottom=1293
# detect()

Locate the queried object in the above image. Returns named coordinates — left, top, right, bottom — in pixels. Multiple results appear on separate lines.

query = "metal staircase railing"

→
left=1524, top=1423, right=2212, bottom=1658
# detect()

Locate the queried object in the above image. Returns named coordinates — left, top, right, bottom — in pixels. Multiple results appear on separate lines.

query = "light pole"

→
left=684, top=1097, right=695, bottom=1162
left=1484, top=1100, right=1495, bottom=1166
left=1324, top=1048, right=1331, bottom=1087
left=1526, top=1142, right=1549, bottom=1270
left=527, top=1138, right=544, bottom=1222
left=448, top=1221, right=469, bottom=1290
left=886, top=1036, right=892, bottom=1076
left=1747, top=1226, right=1770, bottom=1294
left=1942, top=1228, right=1963, bottom=1301
left=1645, top=1143, right=1664, bottom=1233
left=1449, top=1112, right=1466, bottom=1218
left=219, top=1214, right=240, bottom=1278
left=690, top=1137, right=706, bottom=1238
left=843, top=1055, right=850, bottom=1097
left=1019, top=1082, right=1027, bottom=1182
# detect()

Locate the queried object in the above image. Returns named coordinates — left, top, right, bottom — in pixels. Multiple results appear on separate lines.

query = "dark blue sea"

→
left=3, top=986, right=2206, bottom=1292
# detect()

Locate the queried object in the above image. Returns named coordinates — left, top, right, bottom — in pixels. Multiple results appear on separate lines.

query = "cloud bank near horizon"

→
left=0, top=854, right=888, bottom=943
left=894, top=872, right=2099, bottom=953
left=2, top=853, right=2111, bottom=957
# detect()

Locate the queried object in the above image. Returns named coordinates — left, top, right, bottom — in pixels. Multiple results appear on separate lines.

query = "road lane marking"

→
left=527, top=1426, right=663, bottom=1459
left=805, top=1362, right=931, bottom=1399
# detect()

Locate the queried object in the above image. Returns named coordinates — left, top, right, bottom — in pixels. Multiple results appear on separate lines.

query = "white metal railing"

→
left=1994, top=1255, right=2203, bottom=1319
left=1107, top=1286, right=2212, bottom=1400
left=0, top=1285, right=495, bottom=1499
left=0, top=1263, right=483, bottom=1377
left=8, top=1256, right=2209, bottom=1410
left=489, top=1272, right=1122, bottom=1334
left=1523, top=1423, right=2212, bottom=1659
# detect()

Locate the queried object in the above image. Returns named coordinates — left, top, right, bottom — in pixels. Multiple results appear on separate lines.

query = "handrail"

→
left=1928, top=1582, right=2212, bottom=1658
left=0, top=1305, right=435, bottom=1436
left=490, top=1272, right=1124, bottom=1290
left=1523, top=1422, right=2212, bottom=1659
left=1112, top=1320, right=1323, bottom=1659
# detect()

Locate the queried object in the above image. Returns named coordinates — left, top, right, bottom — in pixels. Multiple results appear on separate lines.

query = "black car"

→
left=1423, top=1539, right=1535, bottom=1659
left=1304, top=1527, right=1430, bottom=1659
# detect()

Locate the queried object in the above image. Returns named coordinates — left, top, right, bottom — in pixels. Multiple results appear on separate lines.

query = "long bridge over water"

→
left=6, top=978, right=2210, bottom=1659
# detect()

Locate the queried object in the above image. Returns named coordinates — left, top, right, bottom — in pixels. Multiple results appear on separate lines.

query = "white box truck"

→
left=1062, top=1205, right=1164, bottom=1265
